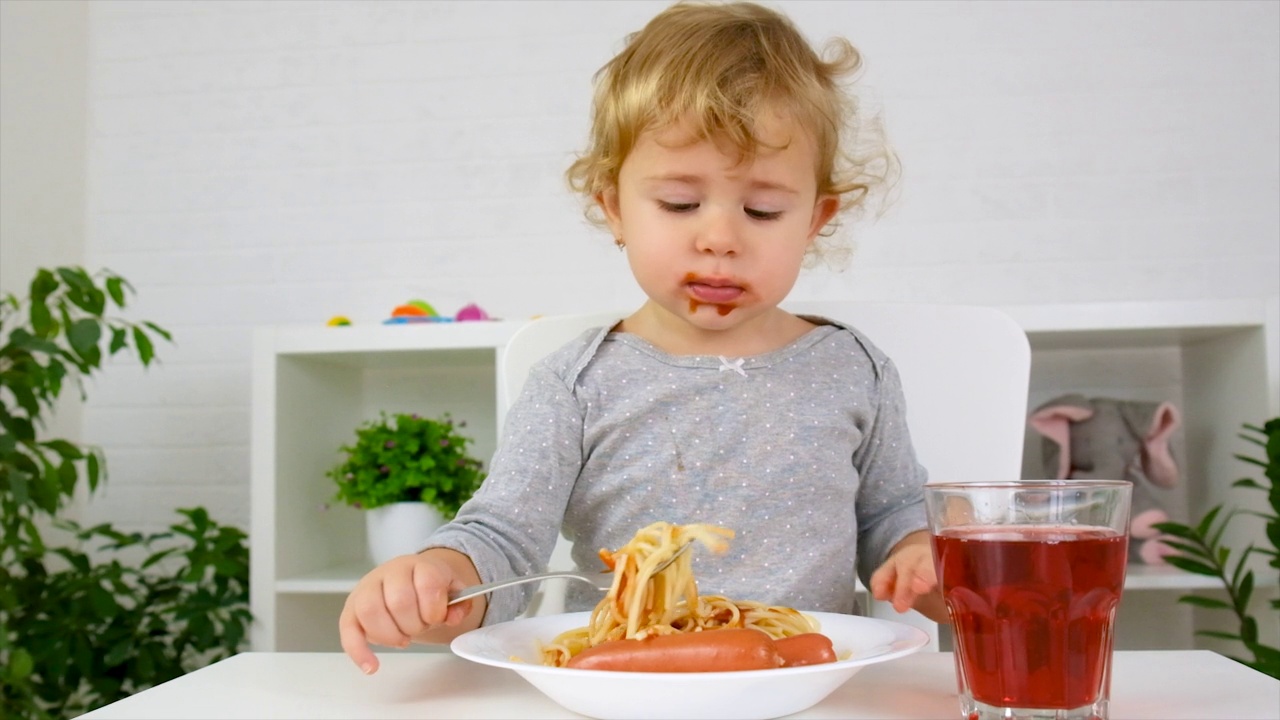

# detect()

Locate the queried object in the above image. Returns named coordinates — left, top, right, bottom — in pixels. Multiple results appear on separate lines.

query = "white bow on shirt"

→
left=717, top=356, right=747, bottom=378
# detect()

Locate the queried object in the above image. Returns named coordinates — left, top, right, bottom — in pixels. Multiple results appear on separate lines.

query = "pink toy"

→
left=1028, top=394, right=1184, bottom=565
left=455, top=303, right=490, bottom=321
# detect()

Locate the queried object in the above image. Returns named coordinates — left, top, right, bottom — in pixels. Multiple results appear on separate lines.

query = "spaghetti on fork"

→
left=540, top=521, right=818, bottom=667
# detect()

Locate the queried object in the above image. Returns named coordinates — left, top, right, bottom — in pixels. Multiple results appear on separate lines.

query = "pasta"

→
left=539, top=521, right=820, bottom=667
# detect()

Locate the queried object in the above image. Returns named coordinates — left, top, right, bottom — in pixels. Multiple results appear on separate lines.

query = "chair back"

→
left=497, top=303, right=1032, bottom=647
left=785, top=301, right=1031, bottom=483
left=496, top=312, right=625, bottom=437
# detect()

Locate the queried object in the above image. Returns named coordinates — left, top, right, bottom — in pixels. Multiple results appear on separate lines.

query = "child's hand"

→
left=869, top=530, right=948, bottom=623
left=338, top=548, right=484, bottom=675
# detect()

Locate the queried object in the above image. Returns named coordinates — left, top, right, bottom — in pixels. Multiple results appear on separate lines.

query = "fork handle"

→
left=446, top=570, right=600, bottom=605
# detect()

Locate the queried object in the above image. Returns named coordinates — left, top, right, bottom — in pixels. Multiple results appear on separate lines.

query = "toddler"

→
left=340, top=0, right=943, bottom=675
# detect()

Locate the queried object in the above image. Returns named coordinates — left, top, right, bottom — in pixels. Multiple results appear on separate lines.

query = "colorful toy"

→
left=455, top=303, right=490, bottom=322
left=327, top=315, right=352, bottom=326
left=389, top=299, right=437, bottom=318
left=379, top=300, right=494, bottom=325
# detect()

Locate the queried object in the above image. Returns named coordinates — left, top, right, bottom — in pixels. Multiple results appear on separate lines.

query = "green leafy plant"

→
left=1, top=267, right=252, bottom=719
left=327, top=411, right=486, bottom=518
left=1153, top=418, right=1280, bottom=680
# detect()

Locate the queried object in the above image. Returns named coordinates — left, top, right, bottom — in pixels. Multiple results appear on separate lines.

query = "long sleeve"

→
left=421, top=352, right=589, bottom=625
left=851, top=356, right=929, bottom=587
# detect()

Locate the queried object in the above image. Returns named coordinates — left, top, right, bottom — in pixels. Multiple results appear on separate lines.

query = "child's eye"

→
left=659, top=201, right=698, bottom=213
left=745, top=207, right=783, bottom=221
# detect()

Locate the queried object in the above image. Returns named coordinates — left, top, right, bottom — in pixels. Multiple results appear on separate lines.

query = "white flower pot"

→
left=365, top=502, right=446, bottom=565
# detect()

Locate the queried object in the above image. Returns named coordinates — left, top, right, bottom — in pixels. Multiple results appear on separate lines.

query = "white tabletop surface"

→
left=76, top=650, right=1279, bottom=719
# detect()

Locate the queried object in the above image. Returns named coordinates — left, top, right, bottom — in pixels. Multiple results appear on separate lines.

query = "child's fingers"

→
left=872, top=545, right=940, bottom=612
left=379, top=575, right=429, bottom=645
left=412, top=557, right=477, bottom=628
left=868, top=564, right=896, bottom=601
left=873, top=565, right=919, bottom=613
left=890, top=565, right=939, bottom=612
left=892, top=570, right=918, bottom=612
left=411, top=563, right=452, bottom=628
left=345, top=566, right=421, bottom=650
left=444, top=599, right=473, bottom=625
left=338, top=607, right=381, bottom=675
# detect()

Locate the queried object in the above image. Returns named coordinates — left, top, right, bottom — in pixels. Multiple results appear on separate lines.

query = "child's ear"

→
left=596, top=188, right=624, bottom=240
left=807, top=195, right=840, bottom=240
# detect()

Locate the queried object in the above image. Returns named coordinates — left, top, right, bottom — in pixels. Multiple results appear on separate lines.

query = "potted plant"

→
left=1, top=267, right=251, bottom=718
left=326, top=411, right=486, bottom=563
left=1153, top=418, right=1280, bottom=679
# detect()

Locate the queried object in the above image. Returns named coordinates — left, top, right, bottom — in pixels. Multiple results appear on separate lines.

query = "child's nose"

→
left=694, top=209, right=741, bottom=256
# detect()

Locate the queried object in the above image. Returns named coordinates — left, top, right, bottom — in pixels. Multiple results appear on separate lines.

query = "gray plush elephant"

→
left=1028, top=394, right=1184, bottom=564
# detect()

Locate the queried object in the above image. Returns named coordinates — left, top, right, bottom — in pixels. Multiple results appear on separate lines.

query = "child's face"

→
left=599, top=111, right=838, bottom=333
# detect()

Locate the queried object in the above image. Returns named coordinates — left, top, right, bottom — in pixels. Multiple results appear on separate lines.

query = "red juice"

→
left=932, top=526, right=1128, bottom=710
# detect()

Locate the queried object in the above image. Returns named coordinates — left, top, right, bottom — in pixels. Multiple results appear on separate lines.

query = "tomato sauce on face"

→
left=684, top=273, right=740, bottom=315
left=688, top=299, right=736, bottom=315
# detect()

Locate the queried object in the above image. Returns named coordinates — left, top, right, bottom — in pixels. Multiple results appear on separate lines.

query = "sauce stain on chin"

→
left=684, top=273, right=741, bottom=316
left=688, top=299, right=736, bottom=316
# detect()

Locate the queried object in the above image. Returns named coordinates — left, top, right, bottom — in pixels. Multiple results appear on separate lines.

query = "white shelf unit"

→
left=250, top=321, right=524, bottom=653
left=250, top=298, right=1279, bottom=652
left=1007, top=299, right=1279, bottom=651
left=1008, top=298, right=1279, bottom=548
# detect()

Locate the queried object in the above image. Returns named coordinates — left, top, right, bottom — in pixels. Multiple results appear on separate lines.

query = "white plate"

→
left=450, top=611, right=930, bottom=720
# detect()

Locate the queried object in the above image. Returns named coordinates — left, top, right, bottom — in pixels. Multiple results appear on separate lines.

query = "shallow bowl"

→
left=450, top=610, right=929, bottom=720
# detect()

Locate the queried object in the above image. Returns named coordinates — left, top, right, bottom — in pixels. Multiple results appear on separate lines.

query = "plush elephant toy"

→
left=1028, top=394, right=1184, bottom=564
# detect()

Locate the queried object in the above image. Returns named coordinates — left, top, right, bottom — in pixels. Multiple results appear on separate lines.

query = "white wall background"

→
left=1, top=0, right=1276, bottom=534
left=1, top=1, right=90, bottom=453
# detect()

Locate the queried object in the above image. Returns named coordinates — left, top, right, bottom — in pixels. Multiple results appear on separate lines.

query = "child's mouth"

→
left=686, top=277, right=746, bottom=303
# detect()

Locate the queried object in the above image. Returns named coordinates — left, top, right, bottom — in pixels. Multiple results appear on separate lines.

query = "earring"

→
left=615, top=237, right=625, bottom=250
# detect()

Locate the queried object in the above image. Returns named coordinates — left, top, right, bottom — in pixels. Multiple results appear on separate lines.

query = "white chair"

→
left=496, top=303, right=1032, bottom=647
left=496, top=312, right=625, bottom=617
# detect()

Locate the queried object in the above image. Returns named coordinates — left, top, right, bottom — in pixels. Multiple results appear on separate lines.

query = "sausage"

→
left=566, top=628, right=783, bottom=672
left=773, top=633, right=837, bottom=667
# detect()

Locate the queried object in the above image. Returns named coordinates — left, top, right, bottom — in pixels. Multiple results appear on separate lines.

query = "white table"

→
left=76, top=650, right=1278, bottom=719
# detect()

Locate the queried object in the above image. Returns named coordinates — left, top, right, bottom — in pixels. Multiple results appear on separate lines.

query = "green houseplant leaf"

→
left=326, top=411, right=485, bottom=518
left=1151, top=418, right=1280, bottom=680
left=1, top=267, right=253, bottom=719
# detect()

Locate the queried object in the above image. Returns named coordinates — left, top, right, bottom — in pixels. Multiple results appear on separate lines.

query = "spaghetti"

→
left=539, top=521, right=820, bottom=667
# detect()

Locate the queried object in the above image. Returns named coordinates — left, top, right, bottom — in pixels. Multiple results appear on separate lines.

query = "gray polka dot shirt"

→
left=424, top=316, right=929, bottom=625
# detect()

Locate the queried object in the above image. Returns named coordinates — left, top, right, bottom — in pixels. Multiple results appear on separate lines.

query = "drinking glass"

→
left=924, top=480, right=1132, bottom=720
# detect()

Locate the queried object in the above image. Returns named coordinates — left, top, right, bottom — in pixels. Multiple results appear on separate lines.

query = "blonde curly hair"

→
left=565, top=1, right=899, bottom=268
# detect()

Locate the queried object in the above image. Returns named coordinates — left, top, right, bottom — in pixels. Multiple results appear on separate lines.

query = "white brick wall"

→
left=77, top=0, right=1278, bottom=531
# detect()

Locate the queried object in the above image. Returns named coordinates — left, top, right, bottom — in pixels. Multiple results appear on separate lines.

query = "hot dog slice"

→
left=566, top=628, right=783, bottom=672
left=773, top=633, right=837, bottom=667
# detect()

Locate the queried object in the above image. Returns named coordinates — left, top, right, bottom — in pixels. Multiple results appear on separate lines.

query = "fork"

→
left=447, top=541, right=692, bottom=605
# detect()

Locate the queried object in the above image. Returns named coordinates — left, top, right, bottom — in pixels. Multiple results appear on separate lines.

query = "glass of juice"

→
left=924, top=481, right=1131, bottom=720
